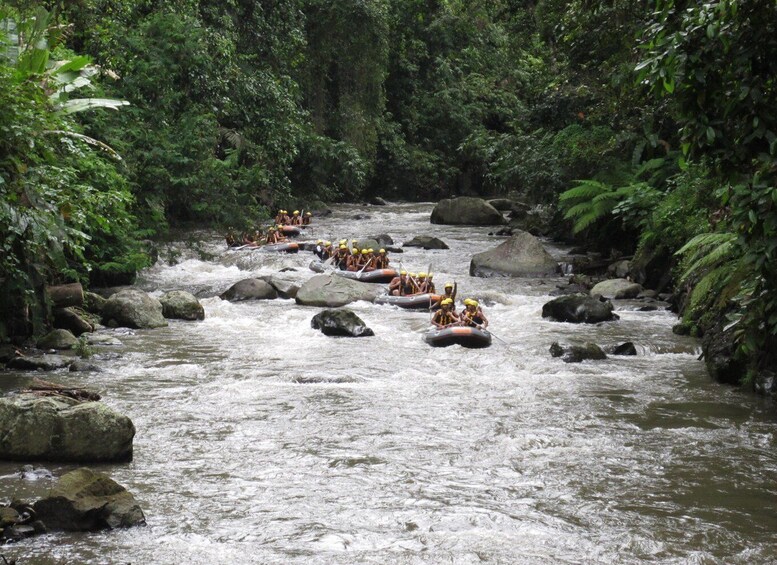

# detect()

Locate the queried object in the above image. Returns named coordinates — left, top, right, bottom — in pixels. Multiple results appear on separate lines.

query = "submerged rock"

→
left=610, top=342, right=638, bottom=356
left=550, top=341, right=607, bottom=363
left=0, top=395, right=135, bottom=462
left=470, top=231, right=559, bottom=277
left=220, top=278, right=278, bottom=301
left=542, top=294, right=618, bottom=324
left=431, top=197, right=506, bottom=226
left=403, top=236, right=449, bottom=250
left=160, top=290, right=205, bottom=320
left=311, top=309, right=375, bottom=337
left=102, top=289, right=167, bottom=329
left=34, top=468, right=145, bottom=531
left=7, top=355, right=74, bottom=371
left=296, top=275, right=383, bottom=307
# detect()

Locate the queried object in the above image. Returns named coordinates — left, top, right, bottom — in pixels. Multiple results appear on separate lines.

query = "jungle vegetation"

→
left=1, top=0, right=775, bottom=381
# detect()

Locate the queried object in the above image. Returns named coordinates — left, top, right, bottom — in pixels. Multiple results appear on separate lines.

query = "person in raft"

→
left=433, top=282, right=457, bottom=308
left=334, top=244, right=349, bottom=269
left=431, top=298, right=459, bottom=329
left=265, top=226, right=282, bottom=244
left=290, top=210, right=302, bottom=226
left=302, top=211, right=312, bottom=225
left=415, top=272, right=430, bottom=293
left=373, top=248, right=390, bottom=269
left=460, top=299, right=488, bottom=329
left=426, top=273, right=436, bottom=294
left=274, top=209, right=285, bottom=225
left=388, top=270, right=409, bottom=295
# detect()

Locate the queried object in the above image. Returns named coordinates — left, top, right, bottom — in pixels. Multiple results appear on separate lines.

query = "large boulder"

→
left=487, top=198, right=514, bottom=211
left=470, top=231, right=559, bottom=277
left=53, top=307, right=94, bottom=336
left=403, top=236, right=449, bottom=250
left=550, top=342, right=607, bottom=363
left=701, top=318, right=747, bottom=386
left=219, top=278, right=278, bottom=301
left=159, top=290, right=205, bottom=320
left=430, top=197, right=506, bottom=226
left=371, top=234, right=394, bottom=246
left=542, top=294, right=618, bottom=324
left=34, top=468, right=145, bottom=531
left=591, top=278, right=643, bottom=300
left=102, top=289, right=167, bottom=329
left=0, top=395, right=135, bottom=462
left=354, top=238, right=380, bottom=252
left=296, top=275, right=383, bottom=307
left=83, top=291, right=107, bottom=314
left=264, top=275, right=300, bottom=299
left=37, top=329, right=78, bottom=350
left=311, top=309, right=375, bottom=337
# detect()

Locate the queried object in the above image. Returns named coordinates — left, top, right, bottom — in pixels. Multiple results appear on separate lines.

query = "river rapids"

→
left=1, top=203, right=776, bottom=564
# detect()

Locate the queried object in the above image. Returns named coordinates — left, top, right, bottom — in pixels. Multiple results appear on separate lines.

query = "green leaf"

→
left=706, top=126, right=715, bottom=143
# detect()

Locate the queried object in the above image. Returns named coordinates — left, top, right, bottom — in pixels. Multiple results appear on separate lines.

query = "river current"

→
left=2, top=202, right=777, bottom=564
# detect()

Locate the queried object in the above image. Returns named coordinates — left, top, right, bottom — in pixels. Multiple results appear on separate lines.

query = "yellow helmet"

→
left=339, top=239, right=347, bottom=244
left=324, top=241, right=331, bottom=246
left=352, top=248, right=359, bottom=254
left=293, top=210, right=299, bottom=215
left=361, top=249, right=369, bottom=255
left=445, top=282, right=453, bottom=289
left=368, top=248, right=374, bottom=253
left=306, top=212, right=312, bottom=216
left=471, top=300, right=479, bottom=307
left=269, top=227, right=276, bottom=232
left=400, top=270, right=407, bottom=275
left=418, top=272, right=426, bottom=278
left=316, top=239, right=323, bottom=244
left=463, top=298, right=473, bottom=306
left=442, top=298, right=453, bottom=305
left=379, top=248, right=386, bottom=254
left=410, top=273, right=417, bottom=277
left=339, top=244, right=346, bottom=249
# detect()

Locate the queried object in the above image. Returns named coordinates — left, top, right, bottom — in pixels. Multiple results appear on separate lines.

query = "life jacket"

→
left=436, top=310, right=457, bottom=326
left=401, top=279, right=414, bottom=295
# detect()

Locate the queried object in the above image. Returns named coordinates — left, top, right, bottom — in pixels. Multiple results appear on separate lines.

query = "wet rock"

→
left=403, top=236, right=449, bottom=250
left=549, top=283, right=589, bottom=297
left=672, top=322, right=693, bottom=336
left=102, top=289, right=167, bottom=329
left=220, top=278, right=278, bottom=301
left=369, top=196, right=388, bottom=206
left=2, top=523, right=39, bottom=541
left=86, top=334, right=122, bottom=347
left=541, top=294, right=618, bottom=324
left=7, top=355, right=73, bottom=371
left=0, top=344, right=21, bottom=364
left=34, top=468, right=145, bottom=531
left=159, top=290, right=205, bottom=320
left=371, top=234, right=394, bottom=246
left=638, top=304, right=659, bottom=312
left=354, top=238, right=380, bottom=252
left=296, top=275, right=383, bottom=307
left=351, top=214, right=371, bottom=220
left=638, top=289, right=658, bottom=299
left=702, top=318, right=747, bottom=386
left=470, top=231, right=560, bottom=277
left=607, top=259, right=631, bottom=279
left=0, top=395, right=135, bottom=462
left=569, top=274, right=595, bottom=289
left=83, top=291, right=107, bottom=314
left=53, top=308, right=94, bottom=336
left=69, top=361, right=102, bottom=373
left=37, top=329, right=78, bottom=350
left=311, top=309, right=375, bottom=337
left=549, top=341, right=607, bottom=363
left=0, top=507, right=19, bottom=527
left=262, top=275, right=300, bottom=299
left=430, top=197, right=506, bottom=226
left=610, top=342, right=638, bottom=356
left=491, top=227, right=514, bottom=236
left=754, top=370, right=777, bottom=397
left=385, top=246, right=403, bottom=253
left=590, top=278, right=643, bottom=299
left=487, top=198, right=514, bottom=211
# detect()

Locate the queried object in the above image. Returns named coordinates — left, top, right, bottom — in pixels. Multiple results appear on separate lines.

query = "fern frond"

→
left=688, top=263, right=734, bottom=309
left=559, top=180, right=609, bottom=202
left=680, top=238, right=736, bottom=281
left=676, top=232, right=737, bottom=257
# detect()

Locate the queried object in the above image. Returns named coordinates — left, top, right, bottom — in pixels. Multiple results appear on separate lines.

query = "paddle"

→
left=357, top=256, right=375, bottom=276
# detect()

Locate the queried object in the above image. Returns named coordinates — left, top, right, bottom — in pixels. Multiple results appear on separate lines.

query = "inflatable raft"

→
left=260, top=242, right=299, bottom=253
left=308, top=261, right=398, bottom=283
left=375, top=293, right=442, bottom=309
left=424, top=326, right=492, bottom=348
left=279, top=225, right=301, bottom=237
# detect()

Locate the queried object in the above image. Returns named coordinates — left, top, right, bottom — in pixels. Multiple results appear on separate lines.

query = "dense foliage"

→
left=1, top=0, right=775, bottom=383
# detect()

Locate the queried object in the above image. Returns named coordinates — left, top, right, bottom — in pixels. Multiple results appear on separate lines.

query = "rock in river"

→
left=550, top=341, right=608, bottom=363
left=102, top=289, right=167, bottom=329
left=34, top=468, right=145, bottom=531
left=430, top=197, right=506, bottom=226
left=470, top=231, right=559, bottom=277
left=311, top=309, right=375, bottom=337
left=403, top=236, right=449, bottom=250
left=0, top=394, right=135, bottom=462
left=37, top=329, right=78, bottom=350
left=296, top=275, right=383, bottom=307
left=220, top=278, right=278, bottom=301
left=542, top=294, right=618, bottom=324
left=160, top=290, right=205, bottom=320
left=590, top=278, right=643, bottom=300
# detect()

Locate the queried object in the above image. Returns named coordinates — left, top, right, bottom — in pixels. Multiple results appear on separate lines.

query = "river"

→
left=2, top=202, right=777, bottom=564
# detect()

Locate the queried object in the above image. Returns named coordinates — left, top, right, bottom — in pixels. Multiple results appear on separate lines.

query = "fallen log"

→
left=24, top=378, right=101, bottom=402
left=46, top=283, right=84, bottom=308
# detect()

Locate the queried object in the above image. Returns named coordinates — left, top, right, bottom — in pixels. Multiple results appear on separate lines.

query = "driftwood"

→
left=46, top=283, right=84, bottom=308
left=23, top=378, right=101, bottom=403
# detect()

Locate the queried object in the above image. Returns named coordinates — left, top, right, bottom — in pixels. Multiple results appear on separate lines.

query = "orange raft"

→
left=423, top=326, right=492, bottom=348
left=374, top=294, right=442, bottom=309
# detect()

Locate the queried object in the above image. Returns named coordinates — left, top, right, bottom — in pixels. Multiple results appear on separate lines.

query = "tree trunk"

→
left=46, top=283, right=84, bottom=308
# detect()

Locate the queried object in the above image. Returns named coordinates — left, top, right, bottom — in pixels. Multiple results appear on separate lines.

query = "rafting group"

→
left=314, top=240, right=391, bottom=272
left=224, top=209, right=315, bottom=250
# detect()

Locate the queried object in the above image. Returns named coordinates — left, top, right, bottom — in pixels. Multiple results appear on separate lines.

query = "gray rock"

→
left=403, top=236, right=449, bottom=250
left=7, top=355, right=74, bottom=371
left=702, top=319, right=746, bottom=385
left=385, top=246, right=403, bottom=254
left=265, top=275, right=300, bottom=299
left=638, top=289, right=658, bottom=299
left=549, top=283, right=589, bottom=297
left=607, top=259, right=631, bottom=279
left=159, top=290, right=205, bottom=320
left=86, top=334, right=122, bottom=347
left=542, top=294, right=618, bottom=324
left=550, top=341, right=607, bottom=363
left=470, top=231, right=560, bottom=277
left=220, top=279, right=278, bottom=301
left=296, top=275, right=383, bottom=307
left=487, top=198, right=514, bottom=211
left=311, top=309, right=375, bottom=337
left=37, top=329, right=78, bottom=350
left=83, top=291, right=107, bottom=314
left=371, top=234, right=394, bottom=246
left=430, top=197, right=506, bottom=226
left=53, top=308, right=94, bottom=336
left=34, top=468, right=145, bottom=531
left=0, top=506, right=20, bottom=527
left=611, top=342, right=638, bottom=355
left=102, top=289, right=167, bottom=329
left=0, top=395, right=135, bottom=462
left=354, top=238, right=380, bottom=252
left=369, top=196, right=388, bottom=206
left=0, top=344, right=21, bottom=363
left=590, top=279, right=643, bottom=299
